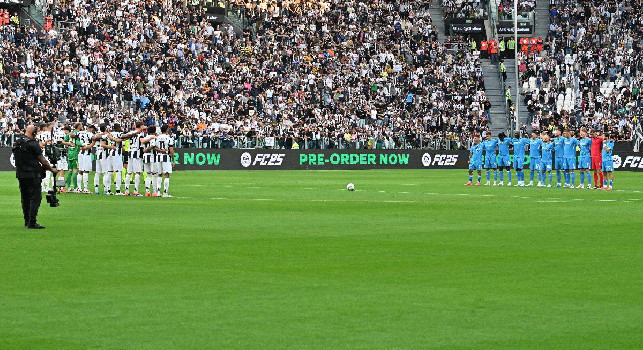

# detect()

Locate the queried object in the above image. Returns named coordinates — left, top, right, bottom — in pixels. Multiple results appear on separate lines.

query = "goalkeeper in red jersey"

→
left=590, top=130, right=604, bottom=189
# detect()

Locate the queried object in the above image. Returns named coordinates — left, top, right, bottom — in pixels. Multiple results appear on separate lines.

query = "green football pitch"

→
left=1, top=170, right=641, bottom=349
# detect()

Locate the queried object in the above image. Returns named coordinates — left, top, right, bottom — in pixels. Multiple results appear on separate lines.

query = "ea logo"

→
left=421, top=153, right=432, bottom=167
left=240, top=152, right=252, bottom=168
left=612, top=155, right=622, bottom=169
left=10, top=153, right=15, bottom=168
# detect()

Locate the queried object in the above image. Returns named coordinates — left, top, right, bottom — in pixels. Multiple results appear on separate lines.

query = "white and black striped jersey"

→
left=109, top=132, right=123, bottom=157
left=36, top=132, right=51, bottom=145
left=155, top=134, right=174, bottom=163
left=77, top=131, right=94, bottom=155
left=53, top=130, right=65, bottom=144
left=36, top=132, right=52, bottom=155
left=143, top=137, right=156, bottom=163
left=129, top=132, right=144, bottom=159
left=96, top=134, right=108, bottom=160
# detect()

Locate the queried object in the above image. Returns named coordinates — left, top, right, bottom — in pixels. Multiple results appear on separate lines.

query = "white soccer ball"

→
left=347, top=183, right=355, bottom=191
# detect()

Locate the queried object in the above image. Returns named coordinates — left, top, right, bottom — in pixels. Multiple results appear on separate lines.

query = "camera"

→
left=43, top=143, right=64, bottom=207
left=46, top=189, right=60, bottom=207
left=44, top=143, right=66, bottom=161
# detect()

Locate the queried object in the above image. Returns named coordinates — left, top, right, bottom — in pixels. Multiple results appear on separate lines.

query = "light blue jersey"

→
left=469, top=143, right=484, bottom=170
left=482, top=139, right=498, bottom=168
left=563, top=137, right=579, bottom=158
left=497, top=138, right=512, bottom=167
left=529, top=138, right=542, bottom=171
left=498, top=138, right=512, bottom=156
left=579, top=137, right=592, bottom=169
left=541, top=142, right=554, bottom=171
left=602, top=140, right=615, bottom=172
left=529, top=138, right=542, bottom=158
left=553, top=137, right=565, bottom=158
left=563, top=137, right=579, bottom=169
left=579, top=138, right=592, bottom=157
left=553, top=137, right=565, bottom=170
left=512, top=138, right=529, bottom=169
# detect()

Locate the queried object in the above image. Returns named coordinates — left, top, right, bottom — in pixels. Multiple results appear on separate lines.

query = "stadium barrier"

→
left=1, top=148, right=642, bottom=171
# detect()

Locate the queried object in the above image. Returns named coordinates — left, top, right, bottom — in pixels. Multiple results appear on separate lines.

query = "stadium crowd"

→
left=443, top=0, right=487, bottom=19
left=0, top=0, right=490, bottom=150
left=0, top=0, right=638, bottom=151
left=517, top=0, right=641, bottom=141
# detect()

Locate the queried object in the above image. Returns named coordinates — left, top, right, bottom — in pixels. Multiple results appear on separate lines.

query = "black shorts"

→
left=122, top=151, right=130, bottom=164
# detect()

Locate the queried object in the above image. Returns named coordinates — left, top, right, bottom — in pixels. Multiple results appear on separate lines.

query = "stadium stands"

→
left=0, top=0, right=638, bottom=149
left=517, top=0, right=640, bottom=140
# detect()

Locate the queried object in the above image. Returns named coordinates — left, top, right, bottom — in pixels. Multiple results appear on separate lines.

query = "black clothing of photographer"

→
left=13, top=125, right=57, bottom=229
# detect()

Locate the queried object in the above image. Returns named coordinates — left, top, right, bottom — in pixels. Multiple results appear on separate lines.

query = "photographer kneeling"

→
left=13, top=125, right=58, bottom=229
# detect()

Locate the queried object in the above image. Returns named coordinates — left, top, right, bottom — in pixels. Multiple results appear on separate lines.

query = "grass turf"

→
left=0, top=170, right=641, bottom=349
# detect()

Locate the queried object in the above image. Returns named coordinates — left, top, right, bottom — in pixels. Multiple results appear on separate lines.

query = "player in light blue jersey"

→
left=602, top=133, right=615, bottom=190
left=496, top=132, right=513, bottom=186
left=512, top=132, right=529, bottom=186
left=562, top=130, right=579, bottom=187
left=577, top=129, right=593, bottom=189
left=482, top=133, right=499, bottom=186
left=552, top=129, right=566, bottom=187
left=540, top=133, right=554, bottom=187
left=527, top=131, right=542, bottom=186
left=465, top=136, right=484, bottom=186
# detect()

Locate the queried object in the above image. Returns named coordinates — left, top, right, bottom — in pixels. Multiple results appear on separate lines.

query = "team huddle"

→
left=36, top=122, right=176, bottom=197
left=466, top=129, right=616, bottom=190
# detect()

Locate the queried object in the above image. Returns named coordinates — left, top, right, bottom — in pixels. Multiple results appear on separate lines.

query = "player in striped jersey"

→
left=76, top=123, right=101, bottom=193
left=103, top=124, right=144, bottom=195
left=106, top=122, right=144, bottom=195
left=36, top=123, right=54, bottom=192
left=77, top=124, right=96, bottom=193
left=124, top=122, right=154, bottom=196
left=95, top=124, right=110, bottom=194
left=142, top=126, right=158, bottom=197
left=52, top=126, right=69, bottom=189
left=102, top=124, right=126, bottom=195
left=152, top=125, right=175, bottom=197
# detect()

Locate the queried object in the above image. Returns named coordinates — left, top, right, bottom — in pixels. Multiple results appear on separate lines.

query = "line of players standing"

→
left=466, top=128, right=616, bottom=190
left=35, top=122, right=176, bottom=197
